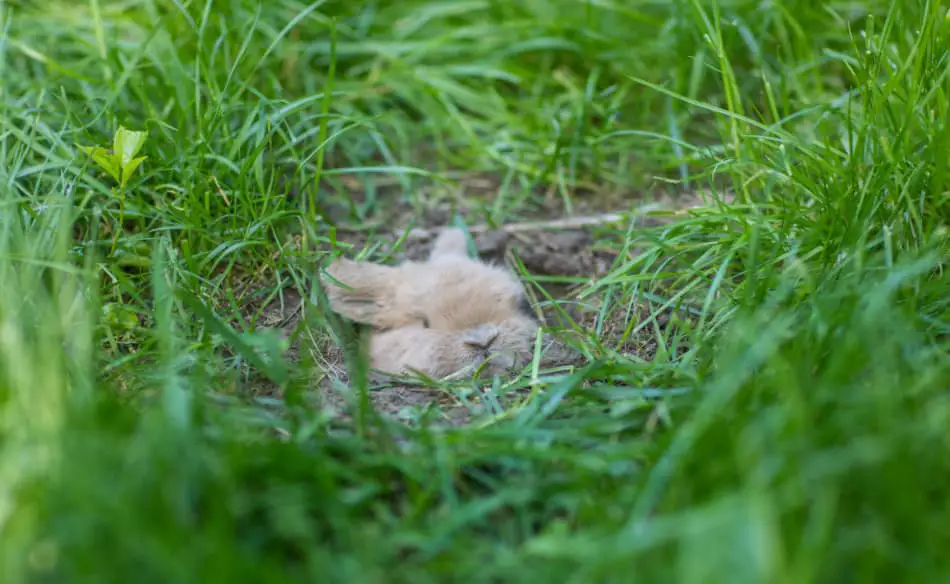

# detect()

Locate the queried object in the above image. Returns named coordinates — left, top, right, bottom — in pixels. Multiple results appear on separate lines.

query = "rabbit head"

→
left=321, top=228, right=540, bottom=379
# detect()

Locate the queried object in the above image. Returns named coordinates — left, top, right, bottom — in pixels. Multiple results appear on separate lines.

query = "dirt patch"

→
left=327, top=183, right=731, bottom=273
left=319, top=382, right=487, bottom=428
left=237, top=183, right=727, bottom=428
left=395, top=227, right=616, bottom=279
left=316, top=169, right=725, bottom=236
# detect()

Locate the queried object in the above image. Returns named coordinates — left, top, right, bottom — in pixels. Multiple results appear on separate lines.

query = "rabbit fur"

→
left=321, top=228, right=540, bottom=379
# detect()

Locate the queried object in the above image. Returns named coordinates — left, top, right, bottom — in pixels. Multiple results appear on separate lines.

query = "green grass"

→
left=2, top=0, right=949, bottom=581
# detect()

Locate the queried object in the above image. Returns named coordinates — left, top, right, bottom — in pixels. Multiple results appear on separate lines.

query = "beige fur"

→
left=322, top=229, right=539, bottom=379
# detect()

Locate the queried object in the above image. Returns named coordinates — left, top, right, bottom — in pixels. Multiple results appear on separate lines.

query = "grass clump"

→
left=2, top=0, right=949, bottom=582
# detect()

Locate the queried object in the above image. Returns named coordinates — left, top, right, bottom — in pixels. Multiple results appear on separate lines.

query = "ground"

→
left=3, top=1, right=950, bottom=582
left=244, top=181, right=719, bottom=426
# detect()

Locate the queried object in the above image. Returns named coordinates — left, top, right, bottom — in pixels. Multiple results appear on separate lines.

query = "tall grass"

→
left=1, top=0, right=948, bottom=582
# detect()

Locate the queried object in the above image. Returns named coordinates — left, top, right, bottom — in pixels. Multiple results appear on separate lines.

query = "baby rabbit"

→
left=321, top=228, right=540, bottom=379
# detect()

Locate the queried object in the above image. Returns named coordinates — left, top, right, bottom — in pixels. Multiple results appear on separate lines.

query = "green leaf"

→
left=78, top=127, right=148, bottom=188
left=120, top=155, right=147, bottom=188
left=113, top=126, right=147, bottom=168
left=78, top=145, right=121, bottom=183
left=114, top=249, right=153, bottom=268
left=101, top=302, right=139, bottom=331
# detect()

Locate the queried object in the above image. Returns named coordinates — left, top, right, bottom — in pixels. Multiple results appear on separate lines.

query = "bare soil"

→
left=239, top=178, right=729, bottom=427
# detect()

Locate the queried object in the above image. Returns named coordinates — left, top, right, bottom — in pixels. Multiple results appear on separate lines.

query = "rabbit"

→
left=321, top=228, right=541, bottom=379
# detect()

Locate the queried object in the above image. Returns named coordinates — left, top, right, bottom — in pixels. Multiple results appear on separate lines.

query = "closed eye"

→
left=463, top=327, right=499, bottom=350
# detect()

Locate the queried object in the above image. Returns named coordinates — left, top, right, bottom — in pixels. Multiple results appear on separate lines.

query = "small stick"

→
left=402, top=191, right=733, bottom=240
left=405, top=211, right=630, bottom=240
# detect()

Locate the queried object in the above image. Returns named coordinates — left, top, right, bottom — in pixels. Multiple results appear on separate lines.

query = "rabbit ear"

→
left=429, top=228, right=469, bottom=260
left=321, top=258, right=401, bottom=327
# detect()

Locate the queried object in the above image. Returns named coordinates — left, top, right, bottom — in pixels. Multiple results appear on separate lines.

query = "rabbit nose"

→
left=462, top=325, right=500, bottom=350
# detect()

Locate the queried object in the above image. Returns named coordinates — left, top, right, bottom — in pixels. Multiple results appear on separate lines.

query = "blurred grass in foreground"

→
left=2, top=0, right=950, bottom=582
